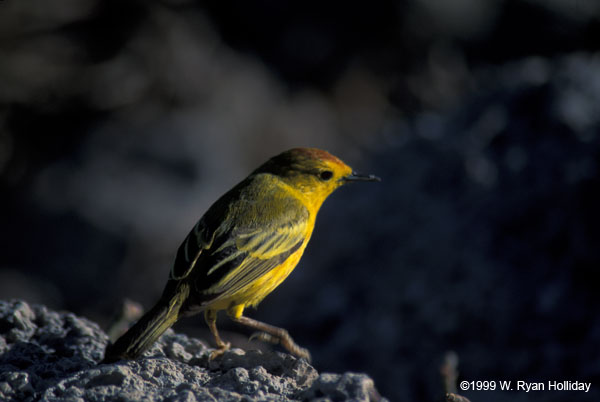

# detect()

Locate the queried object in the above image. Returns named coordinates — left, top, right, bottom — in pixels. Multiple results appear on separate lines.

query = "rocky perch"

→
left=0, top=300, right=384, bottom=401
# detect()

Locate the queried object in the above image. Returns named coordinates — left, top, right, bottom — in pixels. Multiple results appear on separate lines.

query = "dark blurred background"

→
left=1, top=0, right=599, bottom=401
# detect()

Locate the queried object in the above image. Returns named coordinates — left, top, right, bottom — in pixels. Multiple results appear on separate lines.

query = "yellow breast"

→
left=241, top=242, right=308, bottom=307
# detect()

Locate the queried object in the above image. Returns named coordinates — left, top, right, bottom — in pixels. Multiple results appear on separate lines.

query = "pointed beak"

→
left=343, top=171, right=381, bottom=182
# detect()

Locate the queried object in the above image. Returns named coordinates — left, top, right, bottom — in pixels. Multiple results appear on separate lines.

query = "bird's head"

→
left=254, top=147, right=380, bottom=209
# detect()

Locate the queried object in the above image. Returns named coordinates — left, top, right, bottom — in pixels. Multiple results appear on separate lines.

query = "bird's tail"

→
left=102, top=283, right=189, bottom=363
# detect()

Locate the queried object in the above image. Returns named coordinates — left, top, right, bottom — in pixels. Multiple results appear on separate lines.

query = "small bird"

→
left=102, top=147, right=379, bottom=363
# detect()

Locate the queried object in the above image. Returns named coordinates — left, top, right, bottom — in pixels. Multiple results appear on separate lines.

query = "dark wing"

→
left=170, top=175, right=309, bottom=303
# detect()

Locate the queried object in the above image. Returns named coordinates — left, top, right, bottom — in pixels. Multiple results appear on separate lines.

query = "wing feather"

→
left=170, top=174, right=310, bottom=305
left=197, top=179, right=309, bottom=301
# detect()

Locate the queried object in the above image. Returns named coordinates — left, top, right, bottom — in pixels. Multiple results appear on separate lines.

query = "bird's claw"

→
left=248, top=331, right=311, bottom=362
left=208, top=341, right=231, bottom=360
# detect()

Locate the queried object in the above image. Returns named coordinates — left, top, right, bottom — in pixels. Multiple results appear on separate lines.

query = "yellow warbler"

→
left=102, top=147, right=379, bottom=363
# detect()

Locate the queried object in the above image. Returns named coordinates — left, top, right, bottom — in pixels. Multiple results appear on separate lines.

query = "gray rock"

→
left=0, top=300, right=385, bottom=401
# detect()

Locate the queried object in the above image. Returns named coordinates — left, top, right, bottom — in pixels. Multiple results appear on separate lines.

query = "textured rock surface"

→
left=0, top=300, right=384, bottom=401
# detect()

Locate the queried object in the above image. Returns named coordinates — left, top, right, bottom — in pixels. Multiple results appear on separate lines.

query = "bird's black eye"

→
left=320, top=170, right=333, bottom=181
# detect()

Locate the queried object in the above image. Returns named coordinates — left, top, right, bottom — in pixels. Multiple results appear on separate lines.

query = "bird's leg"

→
left=204, top=309, right=230, bottom=360
left=232, top=315, right=311, bottom=362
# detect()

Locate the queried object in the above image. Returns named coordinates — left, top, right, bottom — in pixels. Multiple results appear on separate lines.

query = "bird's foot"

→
left=208, top=341, right=231, bottom=360
left=249, top=331, right=311, bottom=362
